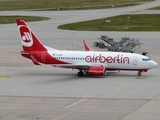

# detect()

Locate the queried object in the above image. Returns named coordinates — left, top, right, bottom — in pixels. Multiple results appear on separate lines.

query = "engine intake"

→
left=87, top=66, right=107, bottom=76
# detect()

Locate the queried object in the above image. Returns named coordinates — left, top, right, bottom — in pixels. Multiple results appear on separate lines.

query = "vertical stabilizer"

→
left=16, top=19, right=46, bottom=52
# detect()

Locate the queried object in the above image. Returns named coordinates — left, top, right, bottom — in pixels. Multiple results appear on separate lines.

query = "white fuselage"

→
left=47, top=50, right=157, bottom=70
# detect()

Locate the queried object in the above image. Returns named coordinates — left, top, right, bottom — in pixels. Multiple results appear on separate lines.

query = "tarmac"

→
left=0, top=0, right=160, bottom=120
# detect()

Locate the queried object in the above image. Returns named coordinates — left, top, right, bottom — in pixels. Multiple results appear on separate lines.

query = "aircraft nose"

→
left=150, top=60, right=158, bottom=68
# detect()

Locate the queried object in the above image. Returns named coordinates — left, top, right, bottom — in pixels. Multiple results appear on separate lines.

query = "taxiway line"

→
left=54, top=79, right=138, bottom=120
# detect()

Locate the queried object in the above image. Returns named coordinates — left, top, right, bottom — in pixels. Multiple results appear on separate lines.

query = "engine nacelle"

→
left=87, top=66, right=107, bottom=76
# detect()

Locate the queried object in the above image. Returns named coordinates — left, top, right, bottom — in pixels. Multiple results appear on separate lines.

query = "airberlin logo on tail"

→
left=19, top=25, right=33, bottom=47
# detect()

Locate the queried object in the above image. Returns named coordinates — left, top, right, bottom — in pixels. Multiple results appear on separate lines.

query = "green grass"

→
left=0, top=0, right=154, bottom=25
left=58, top=14, right=160, bottom=31
left=149, top=6, right=160, bottom=10
left=35, top=3, right=139, bottom=11
left=0, top=16, right=49, bottom=24
left=0, top=0, right=153, bottom=11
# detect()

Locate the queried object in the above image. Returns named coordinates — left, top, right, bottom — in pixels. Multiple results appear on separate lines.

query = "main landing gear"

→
left=77, top=71, right=84, bottom=77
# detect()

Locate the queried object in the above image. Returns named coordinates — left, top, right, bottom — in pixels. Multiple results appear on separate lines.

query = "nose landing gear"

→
left=137, top=70, right=147, bottom=76
left=137, top=72, right=141, bottom=76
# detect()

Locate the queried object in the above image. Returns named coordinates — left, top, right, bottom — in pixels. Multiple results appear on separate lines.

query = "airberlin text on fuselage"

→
left=85, top=54, right=129, bottom=64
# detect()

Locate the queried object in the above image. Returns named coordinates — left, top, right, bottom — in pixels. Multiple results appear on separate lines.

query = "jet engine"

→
left=87, top=66, right=107, bottom=76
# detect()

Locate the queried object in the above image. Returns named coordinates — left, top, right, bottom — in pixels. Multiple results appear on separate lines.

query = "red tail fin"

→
left=16, top=19, right=46, bottom=52
left=83, top=40, right=91, bottom=51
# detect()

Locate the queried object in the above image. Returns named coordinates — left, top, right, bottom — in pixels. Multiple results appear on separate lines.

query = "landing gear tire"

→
left=77, top=72, right=84, bottom=77
left=137, top=72, right=141, bottom=76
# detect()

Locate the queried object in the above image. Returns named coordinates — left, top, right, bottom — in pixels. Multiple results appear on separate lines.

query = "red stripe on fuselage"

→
left=107, top=68, right=148, bottom=72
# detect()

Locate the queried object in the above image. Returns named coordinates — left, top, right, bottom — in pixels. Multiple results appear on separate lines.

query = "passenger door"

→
left=133, top=57, right=137, bottom=65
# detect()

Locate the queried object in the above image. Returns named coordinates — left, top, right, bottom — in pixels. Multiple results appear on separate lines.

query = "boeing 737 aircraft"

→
left=16, top=19, right=158, bottom=77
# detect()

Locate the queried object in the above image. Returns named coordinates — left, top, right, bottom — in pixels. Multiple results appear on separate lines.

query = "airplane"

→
left=16, top=19, right=158, bottom=77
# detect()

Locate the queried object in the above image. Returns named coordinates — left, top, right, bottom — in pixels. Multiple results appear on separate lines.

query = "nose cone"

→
left=150, top=60, right=158, bottom=68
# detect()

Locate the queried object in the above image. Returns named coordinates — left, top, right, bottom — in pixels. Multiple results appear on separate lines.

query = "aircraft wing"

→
left=54, top=63, right=103, bottom=70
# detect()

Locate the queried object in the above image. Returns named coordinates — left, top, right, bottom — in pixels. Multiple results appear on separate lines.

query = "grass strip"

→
left=0, top=0, right=153, bottom=11
left=33, top=3, right=139, bottom=11
left=58, top=14, right=160, bottom=31
left=149, top=6, right=160, bottom=10
left=0, top=16, right=49, bottom=24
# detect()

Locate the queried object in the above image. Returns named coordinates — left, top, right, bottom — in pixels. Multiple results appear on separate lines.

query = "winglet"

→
left=83, top=40, right=91, bottom=51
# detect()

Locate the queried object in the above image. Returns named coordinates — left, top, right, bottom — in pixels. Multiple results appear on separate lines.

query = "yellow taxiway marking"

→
left=0, top=76, right=10, bottom=79
left=139, top=31, right=149, bottom=34
left=54, top=79, right=138, bottom=120
left=135, top=76, right=146, bottom=80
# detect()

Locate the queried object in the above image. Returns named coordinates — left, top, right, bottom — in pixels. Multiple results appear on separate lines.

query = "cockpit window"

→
left=142, top=58, right=150, bottom=61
